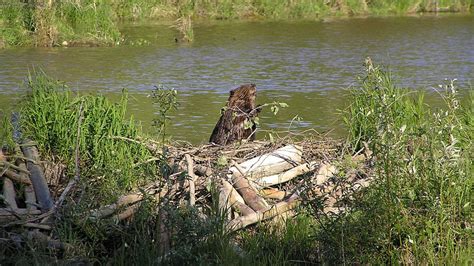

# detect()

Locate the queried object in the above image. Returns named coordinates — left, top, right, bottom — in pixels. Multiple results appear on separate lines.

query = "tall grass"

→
left=21, top=71, right=155, bottom=203
left=327, top=59, right=473, bottom=264
left=0, top=1, right=121, bottom=47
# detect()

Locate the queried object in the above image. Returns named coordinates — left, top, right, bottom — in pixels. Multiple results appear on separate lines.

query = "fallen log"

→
left=219, top=180, right=255, bottom=216
left=226, top=198, right=300, bottom=231
left=21, top=141, right=53, bottom=211
left=254, top=161, right=317, bottom=187
left=230, top=163, right=268, bottom=212
left=185, top=154, right=197, bottom=206
left=3, top=178, right=18, bottom=210
left=227, top=162, right=339, bottom=231
left=25, top=185, right=38, bottom=212
left=230, top=144, right=302, bottom=180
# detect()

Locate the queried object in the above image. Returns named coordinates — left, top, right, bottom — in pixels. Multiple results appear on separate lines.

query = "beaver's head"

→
left=229, top=84, right=257, bottom=106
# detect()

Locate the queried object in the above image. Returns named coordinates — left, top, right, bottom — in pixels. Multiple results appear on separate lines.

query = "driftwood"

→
left=3, top=178, right=18, bottom=210
left=230, top=162, right=268, bottom=212
left=259, top=188, right=287, bottom=200
left=21, top=141, right=53, bottom=211
left=3, top=169, right=32, bottom=185
left=185, top=154, right=197, bottom=206
left=255, top=161, right=317, bottom=187
left=226, top=162, right=338, bottom=231
left=227, top=198, right=300, bottom=231
left=25, top=185, right=38, bottom=211
left=219, top=180, right=255, bottom=216
left=230, top=144, right=302, bottom=180
left=210, top=84, right=261, bottom=145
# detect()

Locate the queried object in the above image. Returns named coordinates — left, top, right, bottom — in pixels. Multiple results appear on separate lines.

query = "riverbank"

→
left=0, top=0, right=472, bottom=47
left=0, top=60, right=472, bottom=264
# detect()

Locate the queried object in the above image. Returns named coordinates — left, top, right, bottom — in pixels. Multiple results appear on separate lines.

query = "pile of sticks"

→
left=89, top=139, right=373, bottom=232
left=1, top=135, right=372, bottom=251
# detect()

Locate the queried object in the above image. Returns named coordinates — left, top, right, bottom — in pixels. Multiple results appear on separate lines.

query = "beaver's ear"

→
left=250, top=83, right=256, bottom=88
left=229, top=89, right=235, bottom=97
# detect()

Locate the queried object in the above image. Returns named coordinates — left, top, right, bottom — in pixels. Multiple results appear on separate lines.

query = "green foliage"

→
left=0, top=112, right=15, bottom=151
left=0, top=1, right=121, bottom=47
left=241, top=214, right=318, bottom=264
left=331, top=60, right=473, bottom=264
left=20, top=71, right=155, bottom=203
left=151, top=85, right=179, bottom=142
left=1, top=0, right=472, bottom=47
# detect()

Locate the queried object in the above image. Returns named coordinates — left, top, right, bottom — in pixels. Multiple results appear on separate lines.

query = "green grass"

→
left=21, top=71, right=156, bottom=203
left=1, top=0, right=472, bottom=47
left=332, top=59, right=473, bottom=264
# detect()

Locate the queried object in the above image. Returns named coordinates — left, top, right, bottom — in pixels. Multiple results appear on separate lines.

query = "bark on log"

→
left=210, top=84, right=261, bottom=145
left=255, top=161, right=317, bottom=187
left=220, top=180, right=255, bottom=216
left=230, top=145, right=303, bottom=180
left=230, top=170, right=268, bottom=212
left=21, top=141, right=53, bottom=211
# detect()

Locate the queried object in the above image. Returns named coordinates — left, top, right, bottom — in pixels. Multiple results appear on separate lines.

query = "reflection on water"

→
left=0, top=15, right=473, bottom=143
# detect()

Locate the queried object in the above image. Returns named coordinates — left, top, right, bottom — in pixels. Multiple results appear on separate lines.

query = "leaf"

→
left=271, top=106, right=279, bottom=115
left=253, top=117, right=260, bottom=125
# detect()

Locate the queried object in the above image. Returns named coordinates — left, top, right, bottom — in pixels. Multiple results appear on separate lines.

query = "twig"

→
left=0, top=161, right=30, bottom=175
left=54, top=101, right=84, bottom=210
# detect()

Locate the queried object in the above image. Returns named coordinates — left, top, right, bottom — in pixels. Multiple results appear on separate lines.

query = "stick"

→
left=259, top=188, right=287, bottom=200
left=2, top=169, right=32, bottom=185
left=185, top=154, right=197, bottom=206
left=255, top=161, right=317, bottom=187
left=55, top=101, right=84, bottom=209
left=229, top=144, right=303, bottom=180
left=0, top=161, right=30, bottom=175
left=220, top=180, right=255, bottom=216
left=25, top=185, right=38, bottom=212
left=230, top=161, right=268, bottom=212
left=21, top=141, right=53, bottom=211
left=2, top=178, right=18, bottom=210
left=226, top=198, right=300, bottom=231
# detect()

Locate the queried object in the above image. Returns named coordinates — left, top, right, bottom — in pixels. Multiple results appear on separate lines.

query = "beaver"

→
left=209, top=84, right=262, bottom=145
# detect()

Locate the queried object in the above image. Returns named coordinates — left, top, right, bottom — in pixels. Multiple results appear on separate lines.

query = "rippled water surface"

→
left=1, top=15, right=473, bottom=143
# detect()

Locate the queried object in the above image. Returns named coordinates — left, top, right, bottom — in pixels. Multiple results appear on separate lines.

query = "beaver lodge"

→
left=0, top=81, right=375, bottom=259
left=0, top=133, right=374, bottom=252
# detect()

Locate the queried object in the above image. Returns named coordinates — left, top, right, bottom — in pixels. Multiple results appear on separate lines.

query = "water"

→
left=1, top=15, right=473, bottom=144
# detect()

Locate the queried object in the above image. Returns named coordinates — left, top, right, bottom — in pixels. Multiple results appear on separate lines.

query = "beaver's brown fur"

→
left=209, top=84, right=261, bottom=145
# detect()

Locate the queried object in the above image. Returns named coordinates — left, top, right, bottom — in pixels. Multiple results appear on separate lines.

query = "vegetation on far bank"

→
left=0, top=60, right=472, bottom=264
left=0, top=0, right=472, bottom=47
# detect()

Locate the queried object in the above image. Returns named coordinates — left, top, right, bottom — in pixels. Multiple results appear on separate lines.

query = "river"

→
left=0, top=15, right=473, bottom=143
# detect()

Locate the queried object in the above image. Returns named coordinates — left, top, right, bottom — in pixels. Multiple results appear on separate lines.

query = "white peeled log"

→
left=229, top=145, right=303, bottom=180
left=255, top=161, right=318, bottom=187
